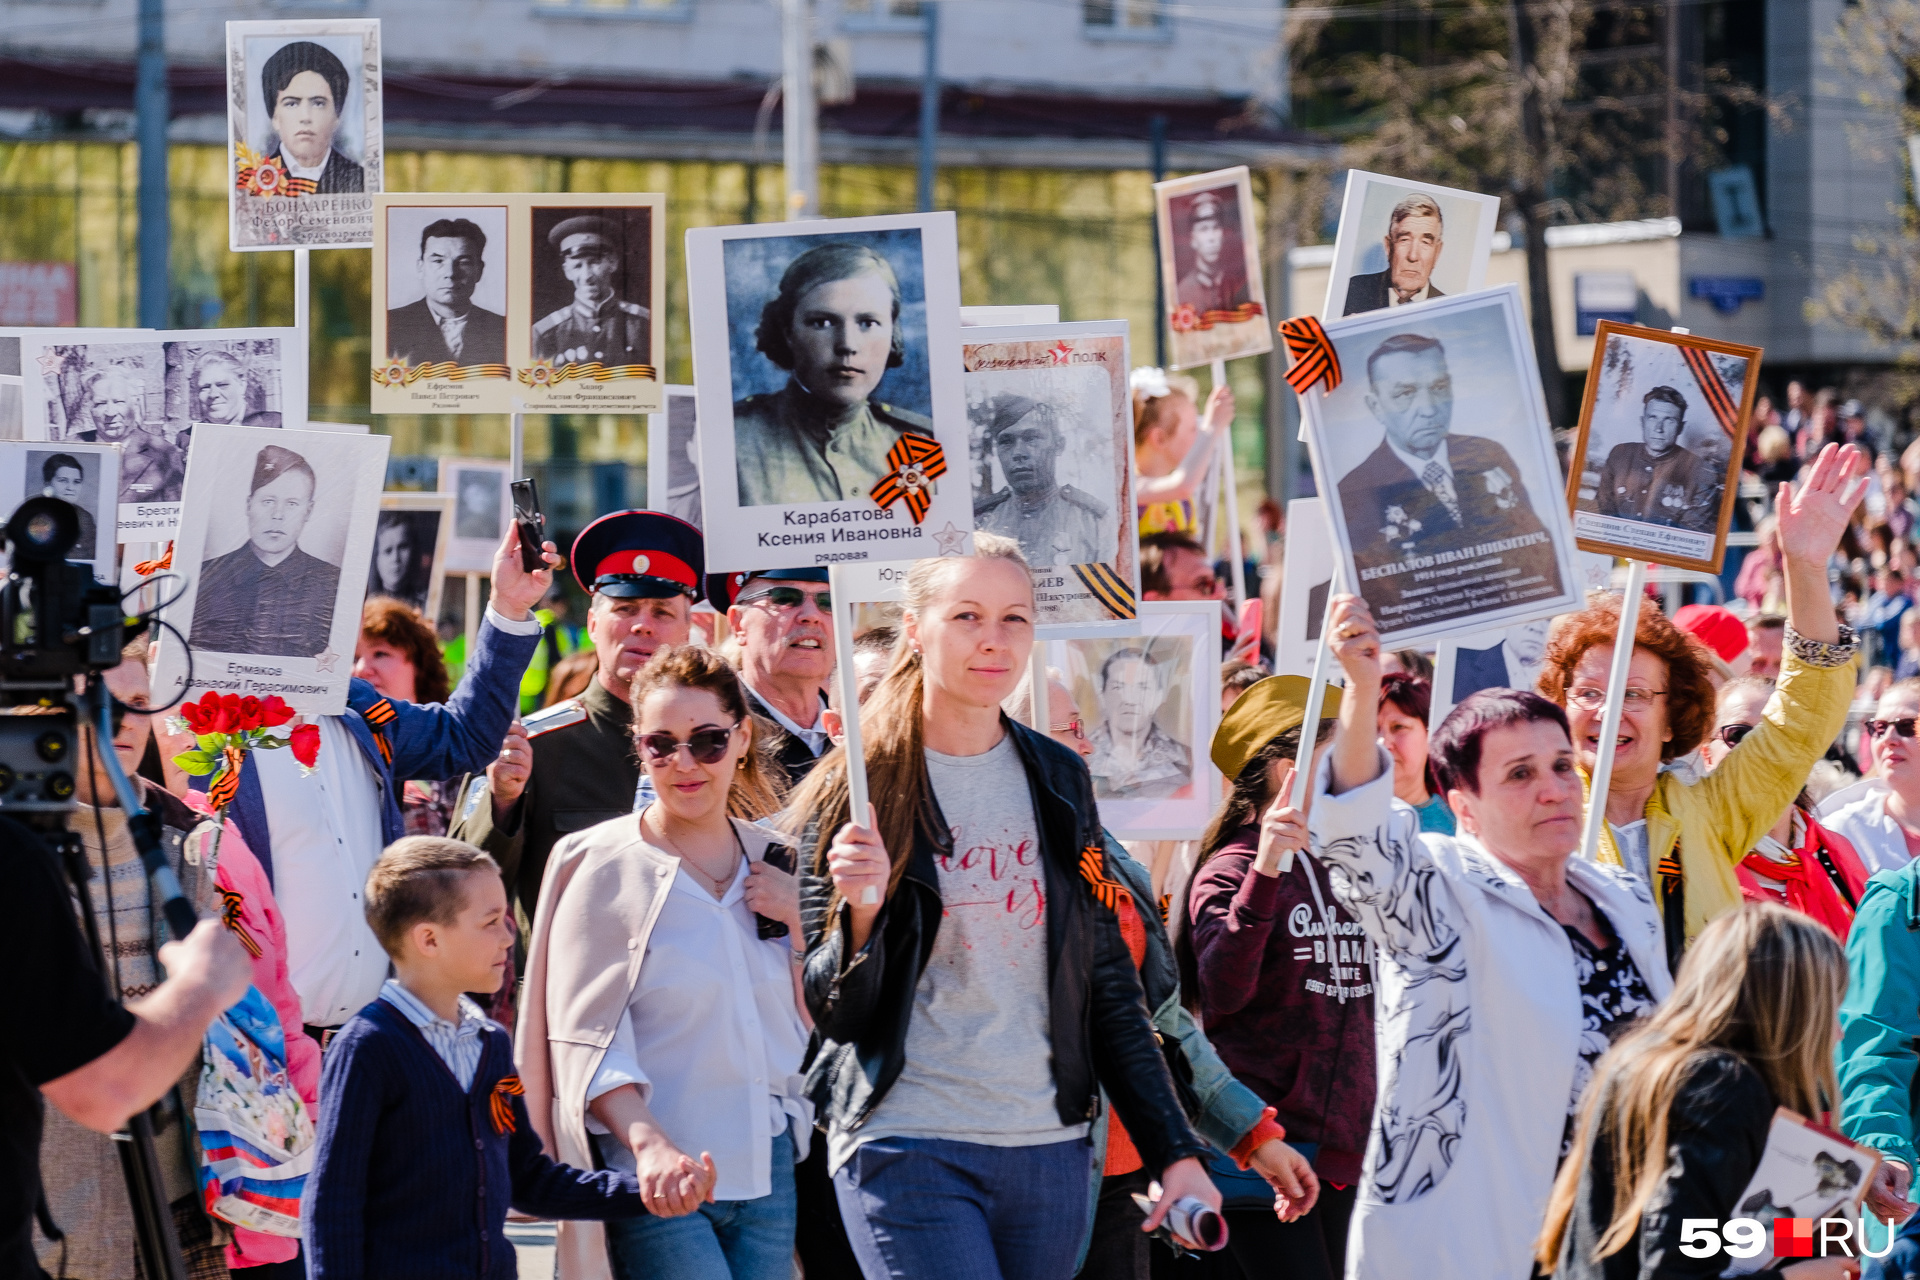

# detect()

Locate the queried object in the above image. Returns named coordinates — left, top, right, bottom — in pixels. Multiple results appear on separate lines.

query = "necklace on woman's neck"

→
left=645, top=806, right=741, bottom=897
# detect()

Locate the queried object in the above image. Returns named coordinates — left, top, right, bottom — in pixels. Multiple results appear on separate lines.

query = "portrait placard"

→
left=368, top=491, right=452, bottom=620
left=1299, top=284, right=1581, bottom=647
left=1152, top=167, right=1272, bottom=371
left=226, top=19, right=383, bottom=251
left=646, top=385, right=702, bottom=529
left=1274, top=497, right=1338, bottom=680
left=438, top=457, right=512, bottom=574
left=0, top=441, right=120, bottom=570
left=1, top=329, right=157, bottom=441
left=1566, top=321, right=1760, bottom=573
left=687, top=212, right=973, bottom=573
left=962, top=321, right=1138, bottom=636
left=1428, top=619, right=1553, bottom=732
left=1322, top=172, right=1501, bottom=321
left=373, top=197, right=514, bottom=414
left=153, top=424, right=391, bottom=716
left=18, top=329, right=300, bottom=539
left=1062, top=601, right=1218, bottom=839
left=517, top=194, right=664, bottom=413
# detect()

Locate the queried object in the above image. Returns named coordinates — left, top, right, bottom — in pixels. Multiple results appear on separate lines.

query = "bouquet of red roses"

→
left=168, top=692, right=321, bottom=812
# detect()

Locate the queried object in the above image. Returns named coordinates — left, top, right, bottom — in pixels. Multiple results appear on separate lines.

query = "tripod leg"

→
left=116, top=1111, right=189, bottom=1280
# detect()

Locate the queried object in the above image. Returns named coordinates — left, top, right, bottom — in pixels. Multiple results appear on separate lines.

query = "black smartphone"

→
left=756, top=842, right=797, bottom=940
left=510, top=478, right=545, bottom=573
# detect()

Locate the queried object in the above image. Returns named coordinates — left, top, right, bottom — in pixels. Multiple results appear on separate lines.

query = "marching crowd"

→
left=27, top=368, right=1920, bottom=1280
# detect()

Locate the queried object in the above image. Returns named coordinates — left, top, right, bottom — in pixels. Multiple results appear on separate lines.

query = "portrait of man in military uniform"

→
left=1592, top=386, right=1722, bottom=533
left=1172, top=188, right=1251, bottom=318
left=190, top=443, right=342, bottom=657
left=970, top=393, right=1109, bottom=569
left=1085, top=644, right=1192, bottom=800
left=730, top=241, right=934, bottom=508
left=530, top=211, right=651, bottom=368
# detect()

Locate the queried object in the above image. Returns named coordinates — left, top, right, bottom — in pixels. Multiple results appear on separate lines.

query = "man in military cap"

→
left=450, top=509, right=702, bottom=915
left=531, top=214, right=651, bottom=367
left=733, top=241, right=935, bottom=508
left=190, top=443, right=341, bottom=657
left=971, top=394, right=1109, bottom=569
left=1175, top=189, right=1252, bottom=317
left=707, top=567, right=836, bottom=787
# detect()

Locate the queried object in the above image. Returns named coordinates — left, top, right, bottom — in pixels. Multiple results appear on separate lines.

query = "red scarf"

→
left=1735, top=812, right=1867, bottom=942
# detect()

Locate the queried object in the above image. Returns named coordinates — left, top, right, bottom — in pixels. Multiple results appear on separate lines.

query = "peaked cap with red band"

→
left=570, top=510, right=704, bottom=602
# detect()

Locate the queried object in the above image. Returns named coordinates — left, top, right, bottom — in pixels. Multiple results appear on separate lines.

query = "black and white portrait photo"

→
left=1153, top=166, right=1272, bottom=371
left=518, top=196, right=665, bottom=413
left=23, top=338, right=184, bottom=515
left=226, top=19, right=382, bottom=251
left=156, top=424, right=391, bottom=716
left=439, top=457, right=511, bottom=574
left=1302, top=285, right=1580, bottom=646
left=1323, top=172, right=1500, bottom=322
left=0, top=442, right=119, bottom=566
left=1568, top=322, right=1759, bottom=572
left=367, top=492, right=451, bottom=618
left=1085, top=642, right=1193, bottom=800
left=647, top=386, right=702, bottom=529
left=962, top=322, right=1137, bottom=633
left=187, top=344, right=284, bottom=428
left=687, top=212, right=972, bottom=573
left=372, top=199, right=512, bottom=414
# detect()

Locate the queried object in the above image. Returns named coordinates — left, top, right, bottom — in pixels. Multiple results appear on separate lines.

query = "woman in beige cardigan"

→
left=518, top=645, right=807, bottom=1280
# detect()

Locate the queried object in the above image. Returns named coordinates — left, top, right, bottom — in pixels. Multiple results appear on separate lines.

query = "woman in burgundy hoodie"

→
left=1175, top=676, right=1378, bottom=1280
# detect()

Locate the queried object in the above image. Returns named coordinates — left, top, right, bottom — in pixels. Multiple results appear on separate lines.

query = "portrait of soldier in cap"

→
left=257, top=39, right=364, bottom=193
left=1343, top=193, right=1448, bottom=316
left=191, top=443, right=342, bottom=657
left=532, top=213, right=651, bottom=367
left=72, top=366, right=184, bottom=506
left=1173, top=188, right=1252, bottom=318
left=385, top=216, right=507, bottom=367
left=971, top=393, right=1109, bottom=569
left=732, top=241, right=935, bottom=508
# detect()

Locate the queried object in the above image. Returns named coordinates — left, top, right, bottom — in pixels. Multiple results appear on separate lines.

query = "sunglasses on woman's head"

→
left=1870, top=718, right=1920, bottom=740
left=637, top=721, right=740, bottom=765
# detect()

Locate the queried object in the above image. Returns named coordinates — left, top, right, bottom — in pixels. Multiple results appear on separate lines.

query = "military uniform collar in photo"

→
left=570, top=509, right=704, bottom=601
left=704, top=566, right=829, bottom=611
left=1211, top=674, right=1344, bottom=781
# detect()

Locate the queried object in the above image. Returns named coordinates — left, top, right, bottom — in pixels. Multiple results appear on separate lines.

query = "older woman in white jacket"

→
left=1308, top=596, right=1672, bottom=1280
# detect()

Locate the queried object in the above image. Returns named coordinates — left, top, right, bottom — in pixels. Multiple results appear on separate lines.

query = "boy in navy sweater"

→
left=303, top=836, right=647, bottom=1278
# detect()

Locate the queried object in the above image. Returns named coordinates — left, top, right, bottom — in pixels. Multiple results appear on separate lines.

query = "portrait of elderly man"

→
left=38, top=453, right=96, bottom=551
left=1174, top=189, right=1251, bottom=318
left=191, top=351, right=282, bottom=427
left=1336, top=332, right=1560, bottom=618
left=1343, top=193, right=1448, bottom=316
left=259, top=40, right=363, bottom=194
left=1593, top=385, right=1722, bottom=532
left=386, top=217, right=507, bottom=368
left=191, top=444, right=342, bottom=657
left=971, top=394, right=1109, bottom=569
left=732, top=241, right=934, bottom=508
left=1086, top=646, right=1192, bottom=799
left=73, top=368, right=183, bottom=505
left=532, top=214, right=650, bottom=367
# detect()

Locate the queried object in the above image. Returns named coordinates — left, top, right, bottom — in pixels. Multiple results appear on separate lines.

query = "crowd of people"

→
left=21, top=365, right=1920, bottom=1280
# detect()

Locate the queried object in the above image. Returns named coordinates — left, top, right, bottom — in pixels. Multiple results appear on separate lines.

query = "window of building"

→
left=1083, top=0, right=1167, bottom=37
left=531, top=0, right=692, bottom=20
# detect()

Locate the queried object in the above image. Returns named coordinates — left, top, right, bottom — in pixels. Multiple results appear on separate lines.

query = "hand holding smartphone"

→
left=510, top=478, right=546, bottom=574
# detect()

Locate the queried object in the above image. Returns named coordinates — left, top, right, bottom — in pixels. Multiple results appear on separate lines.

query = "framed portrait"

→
left=517, top=194, right=664, bottom=413
left=153, top=424, right=392, bottom=716
left=0, top=441, right=120, bottom=570
left=686, top=212, right=974, bottom=573
left=372, top=197, right=514, bottom=413
left=226, top=19, right=383, bottom=252
left=1566, top=321, right=1761, bottom=573
left=1322, top=172, right=1502, bottom=321
left=1428, top=618, right=1553, bottom=732
left=1062, top=601, right=1219, bottom=839
left=1153, top=166, right=1272, bottom=371
left=962, top=321, right=1138, bottom=636
left=1299, top=284, right=1582, bottom=647
left=438, top=457, right=512, bottom=574
left=1274, top=496, right=1338, bottom=680
left=18, top=329, right=298, bottom=540
left=0, top=328, right=156, bottom=441
left=646, top=385, right=702, bottom=530
left=368, top=491, right=452, bottom=620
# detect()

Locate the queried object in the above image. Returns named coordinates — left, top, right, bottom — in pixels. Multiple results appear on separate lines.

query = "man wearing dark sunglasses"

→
left=709, top=567, right=836, bottom=787
left=452, top=510, right=705, bottom=916
left=1822, top=679, right=1920, bottom=879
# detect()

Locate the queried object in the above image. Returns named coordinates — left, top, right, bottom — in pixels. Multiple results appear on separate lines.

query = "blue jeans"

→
left=605, top=1130, right=797, bottom=1280
left=833, top=1135, right=1095, bottom=1280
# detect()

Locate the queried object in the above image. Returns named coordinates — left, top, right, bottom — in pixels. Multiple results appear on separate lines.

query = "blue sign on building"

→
left=1574, top=271, right=1637, bottom=336
left=1689, top=276, right=1765, bottom=313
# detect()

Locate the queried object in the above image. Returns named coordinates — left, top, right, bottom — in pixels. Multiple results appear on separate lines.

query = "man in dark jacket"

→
left=710, top=567, right=834, bottom=787
left=191, top=443, right=340, bottom=657
left=386, top=218, right=507, bottom=368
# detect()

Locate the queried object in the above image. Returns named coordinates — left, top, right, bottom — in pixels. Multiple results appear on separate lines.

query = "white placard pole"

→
left=1280, top=566, right=1343, bottom=874
left=1030, top=638, right=1049, bottom=731
left=464, top=572, right=481, bottom=656
left=827, top=564, right=877, bottom=902
left=1211, top=358, right=1248, bottom=610
left=510, top=412, right=524, bottom=481
left=294, top=248, right=310, bottom=425
left=1576, top=559, right=1647, bottom=864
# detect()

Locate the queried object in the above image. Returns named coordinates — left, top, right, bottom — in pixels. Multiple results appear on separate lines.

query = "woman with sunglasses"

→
left=1536, top=442, right=1868, bottom=961
left=1821, top=677, right=1920, bottom=878
left=519, top=645, right=807, bottom=1280
left=789, top=534, right=1218, bottom=1280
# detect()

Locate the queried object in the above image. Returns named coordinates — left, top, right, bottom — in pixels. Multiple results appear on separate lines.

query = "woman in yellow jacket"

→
left=1537, top=443, right=1867, bottom=965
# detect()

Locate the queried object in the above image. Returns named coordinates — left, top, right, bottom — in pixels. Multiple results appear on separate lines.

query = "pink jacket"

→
left=181, top=790, right=322, bottom=1269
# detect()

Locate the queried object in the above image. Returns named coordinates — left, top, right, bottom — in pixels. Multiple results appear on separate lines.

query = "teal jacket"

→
left=1839, top=861, right=1920, bottom=1173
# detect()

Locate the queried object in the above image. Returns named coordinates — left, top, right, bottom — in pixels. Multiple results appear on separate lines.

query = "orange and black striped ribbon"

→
left=1657, top=851, right=1684, bottom=896
left=133, top=542, right=173, bottom=576
left=490, top=1075, right=526, bottom=1135
left=219, top=887, right=263, bottom=958
left=207, top=746, right=244, bottom=812
left=1680, top=346, right=1741, bottom=438
left=1078, top=843, right=1124, bottom=913
left=868, top=434, right=948, bottom=525
left=1278, top=315, right=1343, bottom=396
left=1070, top=563, right=1137, bottom=620
left=362, top=698, right=397, bottom=765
